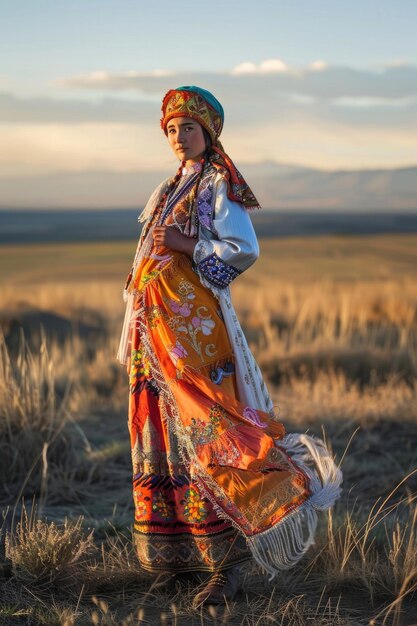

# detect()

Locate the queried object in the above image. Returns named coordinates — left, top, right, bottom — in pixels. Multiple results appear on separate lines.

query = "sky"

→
left=1, top=0, right=417, bottom=206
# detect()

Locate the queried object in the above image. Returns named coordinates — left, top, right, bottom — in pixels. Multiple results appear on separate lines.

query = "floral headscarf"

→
left=161, top=86, right=261, bottom=211
left=161, top=86, right=224, bottom=145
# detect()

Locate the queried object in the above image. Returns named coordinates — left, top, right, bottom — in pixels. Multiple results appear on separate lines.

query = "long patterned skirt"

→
left=127, top=249, right=341, bottom=575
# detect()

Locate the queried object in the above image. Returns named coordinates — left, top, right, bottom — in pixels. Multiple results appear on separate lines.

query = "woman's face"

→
left=166, top=116, right=206, bottom=163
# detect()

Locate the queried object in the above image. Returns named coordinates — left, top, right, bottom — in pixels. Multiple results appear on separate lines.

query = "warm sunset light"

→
left=1, top=3, right=417, bottom=625
left=0, top=0, right=416, bottom=208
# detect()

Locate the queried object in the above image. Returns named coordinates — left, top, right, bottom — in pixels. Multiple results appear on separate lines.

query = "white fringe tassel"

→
left=116, top=292, right=135, bottom=365
left=246, top=432, right=342, bottom=579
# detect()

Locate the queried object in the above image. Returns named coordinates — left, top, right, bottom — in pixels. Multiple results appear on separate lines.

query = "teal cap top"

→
left=175, top=85, right=224, bottom=123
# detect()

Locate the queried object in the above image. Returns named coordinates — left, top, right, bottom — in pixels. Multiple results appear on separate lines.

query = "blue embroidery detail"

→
left=196, top=166, right=218, bottom=236
left=210, top=362, right=235, bottom=385
left=198, top=253, right=241, bottom=288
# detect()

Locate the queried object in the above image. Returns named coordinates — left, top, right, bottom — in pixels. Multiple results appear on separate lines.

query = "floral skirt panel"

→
left=126, top=248, right=340, bottom=576
left=128, top=249, right=251, bottom=572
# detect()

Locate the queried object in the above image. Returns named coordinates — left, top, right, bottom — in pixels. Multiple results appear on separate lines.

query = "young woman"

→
left=117, top=86, right=342, bottom=606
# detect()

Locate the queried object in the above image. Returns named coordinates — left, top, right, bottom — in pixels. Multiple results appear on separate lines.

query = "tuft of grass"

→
left=5, top=504, right=95, bottom=591
left=369, top=498, right=417, bottom=626
left=305, top=482, right=417, bottom=625
left=83, top=526, right=151, bottom=595
left=1, top=236, right=417, bottom=623
left=0, top=329, right=75, bottom=503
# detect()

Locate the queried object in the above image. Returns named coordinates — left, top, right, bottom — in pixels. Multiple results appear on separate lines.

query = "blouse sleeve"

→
left=193, top=177, right=259, bottom=289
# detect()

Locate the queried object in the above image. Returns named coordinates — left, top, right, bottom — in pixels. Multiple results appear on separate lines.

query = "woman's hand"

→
left=153, top=225, right=197, bottom=257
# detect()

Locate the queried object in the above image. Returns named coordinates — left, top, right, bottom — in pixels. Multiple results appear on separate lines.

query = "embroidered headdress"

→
left=161, top=85, right=261, bottom=211
left=161, top=86, right=224, bottom=145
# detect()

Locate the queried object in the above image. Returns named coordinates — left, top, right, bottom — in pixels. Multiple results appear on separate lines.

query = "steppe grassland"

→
left=0, top=233, right=417, bottom=625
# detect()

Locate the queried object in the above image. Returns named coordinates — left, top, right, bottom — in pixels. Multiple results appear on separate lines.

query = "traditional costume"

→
left=117, top=86, right=342, bottom=580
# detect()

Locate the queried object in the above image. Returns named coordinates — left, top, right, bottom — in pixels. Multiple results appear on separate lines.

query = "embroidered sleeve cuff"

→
left=197, top=252, right=242, bottom=289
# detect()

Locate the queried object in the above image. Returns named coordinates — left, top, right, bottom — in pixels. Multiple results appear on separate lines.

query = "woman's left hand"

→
left=153, top=225, right=197, bottom=257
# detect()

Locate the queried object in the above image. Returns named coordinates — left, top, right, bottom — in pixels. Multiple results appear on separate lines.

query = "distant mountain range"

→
left=0, top=162, right=416, bottom=211
left=244, top=162, right=417, bottom=211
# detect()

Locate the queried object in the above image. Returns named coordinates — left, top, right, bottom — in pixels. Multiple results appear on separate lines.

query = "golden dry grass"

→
left=1, top=233, right=417, bottom=625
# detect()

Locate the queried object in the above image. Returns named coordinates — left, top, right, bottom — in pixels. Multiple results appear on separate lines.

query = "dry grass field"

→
left=1, top=233, right=417, bottom=625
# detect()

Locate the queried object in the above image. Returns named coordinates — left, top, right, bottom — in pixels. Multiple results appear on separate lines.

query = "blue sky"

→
left=2, top=0, right=417, bottom=88
left=1, top=0, right=416, bottom=206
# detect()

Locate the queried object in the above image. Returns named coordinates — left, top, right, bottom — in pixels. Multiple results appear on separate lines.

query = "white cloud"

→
left=60, top=68, right=175, bottom=90
left=259, top=59, right=288, bottom=73
left=1, top=60, right=417, bottom=179
left=231, top=58, right=289, bottom=75
left=331, top=95, right=417, bottom=108
left=123, top=69, right=173, bottom=78
left=56, top=62, right=417, bottom=103
left=309, top=60, right=329, bottom=72
left=0, top=92, right=158, bottom=123
left=231, top=62, right=258, bottom=75
left=84, top=71, right=111, bottom=83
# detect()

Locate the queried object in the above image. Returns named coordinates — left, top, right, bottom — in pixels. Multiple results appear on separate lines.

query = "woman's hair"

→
left=202, top=127, right=213, bottom=153
left=201, top=126, right=214, bottom=166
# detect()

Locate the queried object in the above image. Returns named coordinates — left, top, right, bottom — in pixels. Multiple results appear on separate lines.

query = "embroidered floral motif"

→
left=152, top=492, right=174, bottom=520
left=198, top=253, right=241, bottom=289
left=214, top=438, right=241, bottom=466
left=191, top=315, right=215, bottom=335
left=140, top=269, right=160, bottom=288
left=144, top=304, right=165, bottom=329
left=129, top=348, right=160, bottom=396
left=183, top=487, right=208, bottom=523
left=131, top=348, right=150, bottom=377
left=177, top=278, right=196, bottom=299
left=135, top=499, right=148, bottom=519
left=185, top=404, right=226, bottom=445
left=168, top=299, right=193, bottom=317
left=168, top=340, right=188, bottom=366
left=164, top=281, right=217, bottom=363
left=242, top=406, right=268, bottom=428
